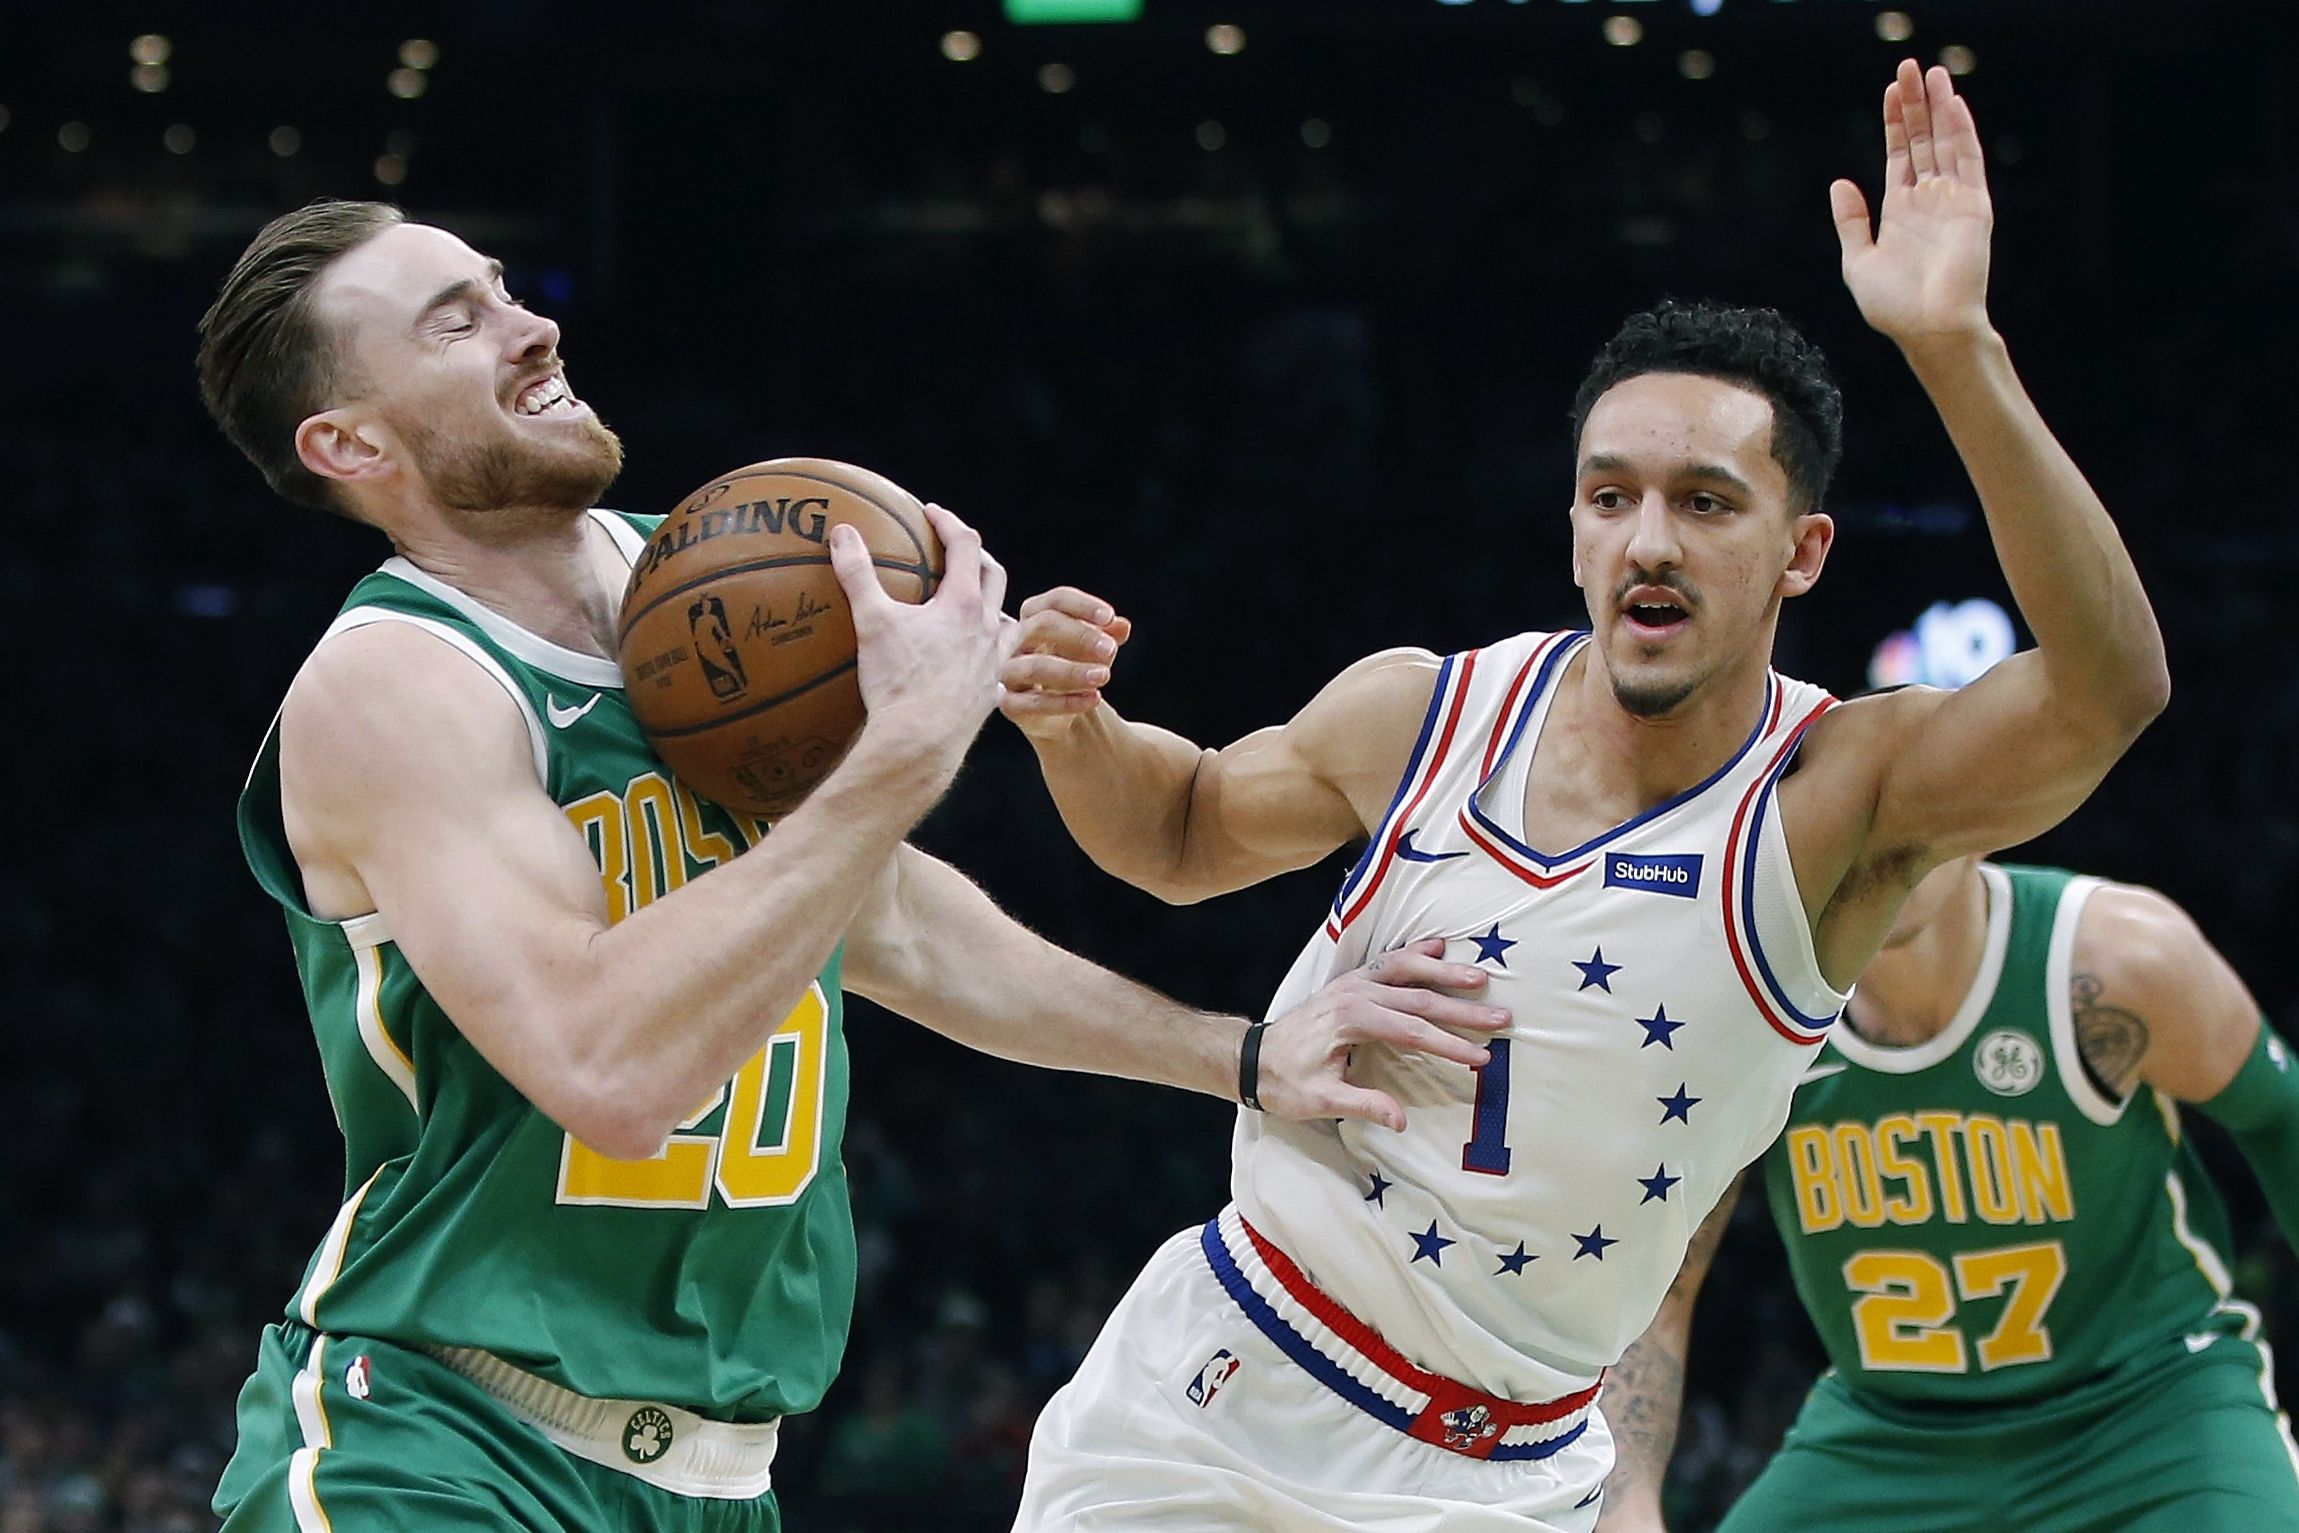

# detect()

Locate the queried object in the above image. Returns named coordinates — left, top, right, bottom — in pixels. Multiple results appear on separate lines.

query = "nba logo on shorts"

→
left=344, top=1355, right=373, bottom=1400
left=1186, top=1348, right=1241, bottom=1407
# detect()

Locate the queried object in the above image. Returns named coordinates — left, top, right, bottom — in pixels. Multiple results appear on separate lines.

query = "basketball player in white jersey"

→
left=994, top=63, right=2170, bottom=1532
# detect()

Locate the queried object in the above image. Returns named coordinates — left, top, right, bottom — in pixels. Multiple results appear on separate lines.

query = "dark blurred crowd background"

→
left=5, top=1, right=2294, bottom=1529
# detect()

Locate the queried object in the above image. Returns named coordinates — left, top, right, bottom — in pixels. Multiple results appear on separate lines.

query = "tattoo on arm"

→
left=1603, top=1180, right=1738, bottom=1507
left=2071, top=971, right=2150, bottom=1097
left=1602, top=1330, right=1686, bottom=1503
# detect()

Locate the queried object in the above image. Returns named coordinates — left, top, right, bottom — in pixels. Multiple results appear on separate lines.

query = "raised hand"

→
left=829, top=502, right=1018, bottom=758
left=999, top=586, right=1134, bottom=740
left=1831, top=59, right=1993, bottom=349
left=1253, top=938, right=1511, bottom=1131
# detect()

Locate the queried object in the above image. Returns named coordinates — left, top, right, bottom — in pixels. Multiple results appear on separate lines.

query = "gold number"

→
left=1845, top=1241, right=2068, bottom=1374
left=1845, top=1250, right=1967, bottom=1373
left=556, top=984, right=830, bottom=1209
left=1953, top=1241, right=2065, bottom=1371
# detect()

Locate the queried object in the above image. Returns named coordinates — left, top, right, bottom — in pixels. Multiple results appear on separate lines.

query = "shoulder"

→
left=2069, top=878, right=2260, bottom=1102
left=2071, top=880, right=2209, bottom=981
left=1294, top=646, right=1445, bottom=733
left=282, top=621, right=541, bottom=816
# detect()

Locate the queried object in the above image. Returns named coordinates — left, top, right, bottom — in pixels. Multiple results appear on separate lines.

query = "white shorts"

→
left=1014, top=1219, right=1614, bottom=1532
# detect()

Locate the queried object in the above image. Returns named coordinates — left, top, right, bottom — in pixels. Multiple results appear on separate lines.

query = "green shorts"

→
left=214, top=1322, right=783, bottom=1533
left=1716, top=1336, right=2299, bottom=1533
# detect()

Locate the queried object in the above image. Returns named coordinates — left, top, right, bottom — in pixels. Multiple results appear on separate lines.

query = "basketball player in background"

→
left=997, top=63, right=2169, bottom=1530
left=1594, top=857, right=2299, bottom=1533
left=193, top=200, right=1508, bottom=1532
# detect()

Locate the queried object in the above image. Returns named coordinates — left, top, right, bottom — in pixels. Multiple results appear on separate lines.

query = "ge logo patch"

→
left=624, top=1406, right=675, bottom=1465
left=1974, top=1029, right=2045, bottom=1096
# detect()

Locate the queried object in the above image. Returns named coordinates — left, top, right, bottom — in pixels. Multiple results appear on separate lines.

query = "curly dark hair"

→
left=1569, top=299, right=1844, bottom=512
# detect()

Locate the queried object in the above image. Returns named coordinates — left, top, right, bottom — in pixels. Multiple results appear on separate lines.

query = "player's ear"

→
left=296, top=408, right=391, bottom=488
left=1777, top=510, right=1834, bottom=600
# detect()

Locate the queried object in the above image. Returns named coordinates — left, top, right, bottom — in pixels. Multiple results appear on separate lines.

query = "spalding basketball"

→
left=616, top=458, right=941, bottom=818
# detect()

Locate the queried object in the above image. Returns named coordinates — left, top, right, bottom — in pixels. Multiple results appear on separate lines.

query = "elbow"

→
left=2128, top=656, right=2172, bottom=731
left=550, top=1077, right=678, bottom=1162
left=543, top=1044, right=689, bottom=1162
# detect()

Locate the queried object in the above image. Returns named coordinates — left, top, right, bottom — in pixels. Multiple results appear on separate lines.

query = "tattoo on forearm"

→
left=1602, top=1335, right=1685, bottom=1497
left=2071, top=971, right=2150, bottom=1096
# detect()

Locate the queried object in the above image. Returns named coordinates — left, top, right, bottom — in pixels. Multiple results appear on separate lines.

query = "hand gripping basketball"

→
left=1250, top=938, right=1512, bottom=1131
left=829, top=502, right=1016, bottom=757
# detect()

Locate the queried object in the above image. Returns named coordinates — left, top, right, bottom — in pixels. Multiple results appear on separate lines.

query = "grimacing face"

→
left=306, top=223, right=622, bottom=517
left=1569, top=372, right=1831, bottom=718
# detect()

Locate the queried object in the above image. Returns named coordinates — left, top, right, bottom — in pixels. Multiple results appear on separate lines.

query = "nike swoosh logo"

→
left=1796, top=1062, right=1849, bottom=1087
left=546, top=693, right=602, bottom=728
left=1395, top=829, right=1467, bottom=863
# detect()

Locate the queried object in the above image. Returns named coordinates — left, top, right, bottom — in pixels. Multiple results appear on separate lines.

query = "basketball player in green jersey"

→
left=1594, top=857, right=2299, bottom=1533
left=192, top=202, right=1511, bottom=1533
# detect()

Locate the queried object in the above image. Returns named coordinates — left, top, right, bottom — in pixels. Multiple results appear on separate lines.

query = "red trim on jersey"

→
left=1457, top=815, right=1598, bottom=889
left=1329, top=650, right=1481, bottom=938
left=1764, top=676, right=1786, bottom=737
left=1476, top=639, right=1560, bottom=781
left=1236, top=1216, right=1602, bottom=1446
left=1722, top=698, right=1836, bottom=1045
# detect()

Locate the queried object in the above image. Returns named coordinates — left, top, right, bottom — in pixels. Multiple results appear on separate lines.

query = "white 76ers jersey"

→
left=1232, top=630, right=1845, bottom=1403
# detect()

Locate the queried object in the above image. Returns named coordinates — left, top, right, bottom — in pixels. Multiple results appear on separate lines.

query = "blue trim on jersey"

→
left=1737, top=743, right=1840, bottom=1034
left=1331, top=654, right=1459, bottom=917
left=1196, top=1220, right=1593, bottom=1463
left=1200, top=1220, right=1413, bottom=1431
left=1466, top=639, right=1777, bottom=868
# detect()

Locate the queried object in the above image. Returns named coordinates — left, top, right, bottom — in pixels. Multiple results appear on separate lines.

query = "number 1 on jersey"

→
left=1462, top=1038, right=1513, bottom=1175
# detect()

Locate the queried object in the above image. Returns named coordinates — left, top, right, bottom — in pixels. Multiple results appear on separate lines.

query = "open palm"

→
left=1832, top=60, right=1993, bottom=346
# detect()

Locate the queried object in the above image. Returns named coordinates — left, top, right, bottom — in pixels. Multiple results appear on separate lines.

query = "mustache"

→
left=1610, top=570, right=1701, bottom=609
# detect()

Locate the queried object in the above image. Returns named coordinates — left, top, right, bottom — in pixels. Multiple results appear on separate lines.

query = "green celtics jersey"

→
left=237, top=509, right=854, bottom=1423
left=1764, top=863, right=2251, bottom=1407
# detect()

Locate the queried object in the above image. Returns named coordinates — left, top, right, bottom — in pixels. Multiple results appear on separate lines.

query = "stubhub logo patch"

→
left=1605, top=852, right=1703, bottom=899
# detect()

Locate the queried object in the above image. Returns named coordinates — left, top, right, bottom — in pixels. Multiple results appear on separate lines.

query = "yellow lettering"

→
left=1874, top=1114, right=1935, bottom=1225
left=1833, top=1123, right=1887, bottom=1228
left=564, top=790, right=631, bottom=924
left=1966, top=1115, right=2020, bottom=1225
left=1954, top=1241, right=2066, bottom=1370
left=1845, top=1250, right=1967, bottom=1373
left=2011, top=1121, right=2074, bottom=1225
left=1917, top=1110, right=1969, bottom=1223
left=1787, top=1126, right=1843, bottom=1233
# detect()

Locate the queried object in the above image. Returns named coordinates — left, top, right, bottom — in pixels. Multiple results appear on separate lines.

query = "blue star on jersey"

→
left=1658, top=1084, right=1702, bottom=1124
left=1467, top=924, right=1516, bottom=967
left=1634, top=1004, right=1684, bottom=1049
left=1409, top=1222, right=1455, bottom=1266
left=1365, top=1171, right=1391, bottom=1206
left=1495, top=1241, right=1537, bottom=1276
left=1573, top=947, right=1621, bottom=992
left=1637, top=1165, right=1681, bottom=1203
left=1571, top=1226, right=1618, bottom=1261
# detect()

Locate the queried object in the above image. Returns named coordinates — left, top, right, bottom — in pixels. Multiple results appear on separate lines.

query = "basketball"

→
left=616, top=457, right=942, bottom=819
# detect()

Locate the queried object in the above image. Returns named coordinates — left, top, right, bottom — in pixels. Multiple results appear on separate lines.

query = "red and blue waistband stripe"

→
left=1722, top=697, right=1840, bottom=1045
left=1328, top=650, right=1479, bottom=938
left=1199, top=1215, right=1598, bottom=1461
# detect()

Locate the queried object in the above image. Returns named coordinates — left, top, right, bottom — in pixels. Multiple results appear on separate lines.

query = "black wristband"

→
left=1238, top=1020, right=1271, bottom=1111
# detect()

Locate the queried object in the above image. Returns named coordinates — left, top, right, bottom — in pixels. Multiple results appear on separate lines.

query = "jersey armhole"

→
left=2044, top=874, right=2129, bottom=1126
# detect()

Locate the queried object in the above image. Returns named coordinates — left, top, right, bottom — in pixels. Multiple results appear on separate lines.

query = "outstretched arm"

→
left=999, top=586, right=1440, bottom=904
left=1594, top=1173, right=1745, bottom=1533
left=843, top=845, right=1509, bottom=1130
left=1816, top=64, right=2167, bottom=887
left=2072, top=885, right=2299, bottom=1249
